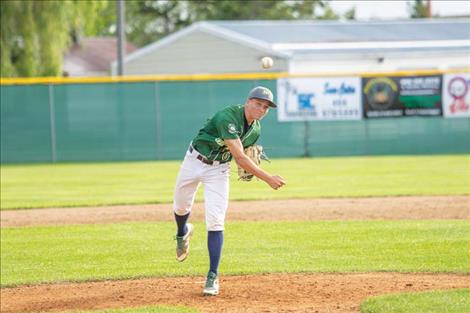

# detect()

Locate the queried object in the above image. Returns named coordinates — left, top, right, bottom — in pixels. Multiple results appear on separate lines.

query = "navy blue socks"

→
left=208, top=230, right=224, bottom=275
left=175, top=214, right=224, bottom=275
left=174, top=213, right=190, bottom=237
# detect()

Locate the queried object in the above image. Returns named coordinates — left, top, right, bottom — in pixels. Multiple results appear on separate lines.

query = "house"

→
left=114, top=19, right=470, bottom=76
left=63, top=37, right=136, bottom=77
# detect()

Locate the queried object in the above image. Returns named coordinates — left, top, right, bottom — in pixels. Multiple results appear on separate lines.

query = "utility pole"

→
left=116, top=0, right=125, bottom=75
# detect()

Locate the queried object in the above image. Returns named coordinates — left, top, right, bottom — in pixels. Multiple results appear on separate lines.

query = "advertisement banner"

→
left=277, top=77, right=362, bottom=122
left=362, top=75, right=443, bottom=118
left=443, top=73, right=470, bottom=118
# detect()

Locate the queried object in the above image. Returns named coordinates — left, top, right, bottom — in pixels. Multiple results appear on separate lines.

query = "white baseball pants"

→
left=173, top=148, right=230, bottom=231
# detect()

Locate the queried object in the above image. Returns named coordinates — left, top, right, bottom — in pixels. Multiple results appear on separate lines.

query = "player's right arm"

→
left=224, top=138, right=285, bottom=190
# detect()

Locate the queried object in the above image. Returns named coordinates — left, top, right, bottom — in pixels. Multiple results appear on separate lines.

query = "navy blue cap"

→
left=248, top=86, right=277, bottom=108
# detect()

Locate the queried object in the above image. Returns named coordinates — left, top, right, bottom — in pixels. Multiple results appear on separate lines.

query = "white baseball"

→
left=261, top=57, right=273, bottom=69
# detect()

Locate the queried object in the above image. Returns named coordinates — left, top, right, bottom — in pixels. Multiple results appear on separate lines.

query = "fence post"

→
left=48, top=84, right=57, bottom=162
left=303, top=120, right=310, bottom=157
left=116, top=0, right=125, bottom=76
left=154, top=82, right=162, bottom=159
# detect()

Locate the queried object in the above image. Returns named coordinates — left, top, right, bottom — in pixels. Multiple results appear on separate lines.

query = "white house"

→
left=113, top=19, right=470, bottom=76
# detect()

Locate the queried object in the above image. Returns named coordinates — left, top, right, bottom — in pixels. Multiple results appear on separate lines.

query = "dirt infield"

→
left=2, top=196, right=469, bottom=227
left=2, top=273, right=470, bottom=313
left=1, top=196, right=469, bottom=313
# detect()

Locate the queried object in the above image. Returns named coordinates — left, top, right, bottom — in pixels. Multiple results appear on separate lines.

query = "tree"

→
left=0, top=0, right=108, bottom=77
left=188, top=0, right=323, bottom=20
left=344, top=6, right=356, bottom=20
left=123, top=0, right=191, bottom=47
left=408, top=0, right=432, bottom=18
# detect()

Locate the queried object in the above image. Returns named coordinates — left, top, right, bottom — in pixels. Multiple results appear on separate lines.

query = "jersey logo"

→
left=228, top=123, right=238, bottom=134
left=222, top=151, right=231, bottom=161
left=215, top=138, right=225, bottom=146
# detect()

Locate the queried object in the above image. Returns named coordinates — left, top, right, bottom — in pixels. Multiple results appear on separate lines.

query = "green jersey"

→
left=192, top=104, right=261, bottom=162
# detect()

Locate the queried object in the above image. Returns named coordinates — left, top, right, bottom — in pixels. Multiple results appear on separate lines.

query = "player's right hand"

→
left=268, top=175, right=286, bottom=190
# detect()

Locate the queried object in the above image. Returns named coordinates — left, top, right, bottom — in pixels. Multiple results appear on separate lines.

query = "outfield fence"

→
left=1, top=70, right=469, bottom=163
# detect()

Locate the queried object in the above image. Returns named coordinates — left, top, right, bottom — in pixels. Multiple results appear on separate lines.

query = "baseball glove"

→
left=237, top=144, right=269, bottom=181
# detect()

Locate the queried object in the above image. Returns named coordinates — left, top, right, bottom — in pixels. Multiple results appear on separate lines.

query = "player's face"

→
left=247, top=98, right=270, bottom=121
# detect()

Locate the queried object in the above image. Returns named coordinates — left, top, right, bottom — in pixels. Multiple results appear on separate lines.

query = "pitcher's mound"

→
left=2, top=273, right=470, bottom=313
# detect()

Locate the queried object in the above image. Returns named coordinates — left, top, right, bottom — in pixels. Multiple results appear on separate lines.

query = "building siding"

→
left=125, top=30, right=288, bottom=75
left=290, top=50, right=470, bottom=74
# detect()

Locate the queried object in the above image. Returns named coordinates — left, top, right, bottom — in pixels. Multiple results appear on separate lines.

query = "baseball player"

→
left=173, top=86, right=285, bottom=296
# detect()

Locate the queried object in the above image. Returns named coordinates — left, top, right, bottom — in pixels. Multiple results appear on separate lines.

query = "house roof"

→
left=123, top=19, right=470, bottom=64
left=65, top=37, right=137, bottom=74
left=210, top=19, right=470, bottom=44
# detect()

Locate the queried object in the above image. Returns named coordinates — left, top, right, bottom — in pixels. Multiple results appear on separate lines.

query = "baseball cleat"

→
left=203, top=271, right=219, bottom=296
left=175, top=223, right=194, bottom=262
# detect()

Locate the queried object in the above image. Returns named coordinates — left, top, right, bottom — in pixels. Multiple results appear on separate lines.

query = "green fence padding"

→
left=52, top=83, right=158, bottom=162
left=1, top=80, right=469, bottom=163
left=1, top=85, right=52, bottom=163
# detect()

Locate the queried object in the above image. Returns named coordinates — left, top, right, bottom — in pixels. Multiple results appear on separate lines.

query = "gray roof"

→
left=123, top=18, right=470, bottom=65
left=210, top=19, right=470, bottom=43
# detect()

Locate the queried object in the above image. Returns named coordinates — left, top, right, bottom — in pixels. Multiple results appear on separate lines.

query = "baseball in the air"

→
left=261, top=56, right=273, bottom=69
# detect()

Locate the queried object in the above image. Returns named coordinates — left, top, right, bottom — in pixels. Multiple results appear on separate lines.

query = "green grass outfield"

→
left=1, top=154, right=469, bottom=210
left=2, top=220, right=469, bottom=287
left=361, top=288, right=470, bottom=313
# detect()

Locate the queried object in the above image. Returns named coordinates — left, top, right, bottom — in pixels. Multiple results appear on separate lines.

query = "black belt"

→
left=189, top=146, right=227, bottom=165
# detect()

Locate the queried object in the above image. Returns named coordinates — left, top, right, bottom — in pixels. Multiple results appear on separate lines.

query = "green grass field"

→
left=2, top=220, right=469, bottom=287
left=1, top=154, right=469, bottom=210
left=2, top=155, right=469, bottom=312
left=361, top=288, right=470, bottom=313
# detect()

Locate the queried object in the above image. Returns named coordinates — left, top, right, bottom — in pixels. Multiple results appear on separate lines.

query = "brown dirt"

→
left=1, top=196, right=469, bottom=313
left=2, top=196, right=469, bottom=228
left=2, top=273, right=469, bottom=313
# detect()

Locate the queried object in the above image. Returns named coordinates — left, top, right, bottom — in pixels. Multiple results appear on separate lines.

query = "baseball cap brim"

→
left=250, top=97, right=277, bottom=108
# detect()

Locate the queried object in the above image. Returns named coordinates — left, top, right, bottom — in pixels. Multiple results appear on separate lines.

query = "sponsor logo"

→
left=323, top=82, right=356, bottom=96
left=298, top=93, right=315, bottom=110
left=277, top=77, right=362, bottom=121
left=400, top=77, right=440, bottom=95
left=448, top=76, right=469, bottom=114
left=364, top=77, right=398, bottom=110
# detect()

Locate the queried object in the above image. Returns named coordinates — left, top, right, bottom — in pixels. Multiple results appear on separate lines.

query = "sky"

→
left=329, top=0, right=470, bottom=20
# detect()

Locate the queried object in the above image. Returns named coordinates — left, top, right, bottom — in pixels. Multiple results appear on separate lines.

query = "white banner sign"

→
left=277, top=77, right=362, bottom=122
left=443, top=73, right=470, bottom=118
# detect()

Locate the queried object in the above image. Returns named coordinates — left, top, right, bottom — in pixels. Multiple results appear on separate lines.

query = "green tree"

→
left=344, top=6, right=356, bottom=20
left=408, top=0, right=432, bottom=18
left=0, top=0, right=108, bottom=77
left=123, top=0, right=190, bottom=47
left=188, top=0, right=320, bottom=20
